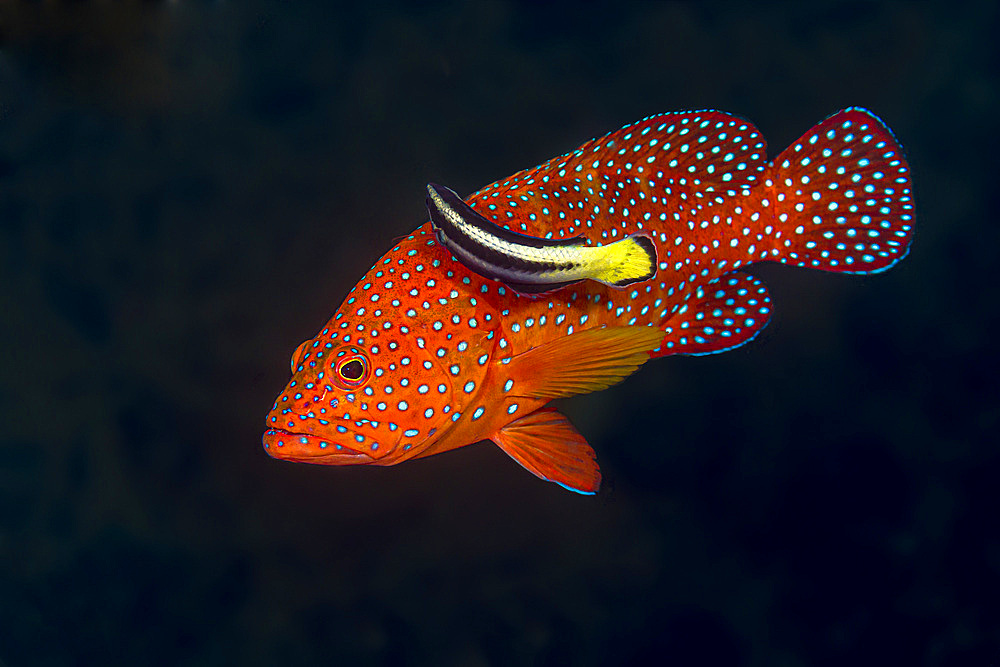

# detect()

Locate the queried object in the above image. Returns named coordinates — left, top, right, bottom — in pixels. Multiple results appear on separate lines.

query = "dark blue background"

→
left=1, top=2, right=996, bottom=665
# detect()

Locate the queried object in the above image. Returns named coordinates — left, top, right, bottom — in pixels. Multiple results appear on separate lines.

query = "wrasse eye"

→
left=290, top=339, right=311, bottom=374
left=335, top=355, right=369, bottom=388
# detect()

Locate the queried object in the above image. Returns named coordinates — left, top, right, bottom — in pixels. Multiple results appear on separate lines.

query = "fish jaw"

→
left=262, top=427, right=378, bottom=465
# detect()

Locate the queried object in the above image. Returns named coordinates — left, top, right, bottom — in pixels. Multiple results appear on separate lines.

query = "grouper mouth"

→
left=262, top=428, right=377, bottom=465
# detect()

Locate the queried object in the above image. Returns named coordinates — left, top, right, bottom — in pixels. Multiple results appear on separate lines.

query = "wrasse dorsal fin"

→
left=426, top=183, right=586, bottom=249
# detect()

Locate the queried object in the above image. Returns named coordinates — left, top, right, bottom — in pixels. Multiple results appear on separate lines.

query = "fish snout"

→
left=262, top=427, right=376, bottom=465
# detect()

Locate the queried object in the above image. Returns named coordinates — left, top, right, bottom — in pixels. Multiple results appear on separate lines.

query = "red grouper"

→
left=263, top=108, right=914, bottom=494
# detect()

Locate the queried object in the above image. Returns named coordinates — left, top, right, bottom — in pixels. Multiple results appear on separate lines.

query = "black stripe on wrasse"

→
left=426, top=182, right=590, bottom=285
left=425, top=182, right=657, bottom=293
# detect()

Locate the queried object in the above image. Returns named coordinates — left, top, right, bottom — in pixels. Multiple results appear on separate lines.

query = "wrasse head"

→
left=263, top=230, right=493, bottom=465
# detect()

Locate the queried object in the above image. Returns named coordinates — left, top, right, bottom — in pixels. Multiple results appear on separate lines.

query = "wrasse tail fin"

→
left=506, top=325, right=664, bottom=399
left=491, top=408, right=601, bottom=494
left=589, top=234, right=657, bottom=288
left=761, top=107, right=915, bottom=274
left=650, top=272, right=773, bottom=358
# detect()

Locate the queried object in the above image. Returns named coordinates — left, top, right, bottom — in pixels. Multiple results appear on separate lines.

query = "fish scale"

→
left=264, top=107, right=914, bottom=494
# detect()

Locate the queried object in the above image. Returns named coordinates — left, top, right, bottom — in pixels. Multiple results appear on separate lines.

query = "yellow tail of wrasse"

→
left=425, top=183, right=657, bottom=295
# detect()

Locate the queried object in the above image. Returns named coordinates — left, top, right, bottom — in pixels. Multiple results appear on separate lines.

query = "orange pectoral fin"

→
left=506, top=325, right=664, bottom=400
left=491, top=408, right=601, bottom=495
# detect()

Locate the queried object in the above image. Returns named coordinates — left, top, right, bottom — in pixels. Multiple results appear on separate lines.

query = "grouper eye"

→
left=335, top=355, right=369, bottom=388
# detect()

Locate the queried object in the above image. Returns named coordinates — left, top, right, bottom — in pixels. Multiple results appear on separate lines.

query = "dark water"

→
left=1, top=2, right=996, bottom=665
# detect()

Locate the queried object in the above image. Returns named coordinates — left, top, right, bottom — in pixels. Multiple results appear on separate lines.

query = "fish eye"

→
left=290, top=340, right=311, bottom=373
left=335, top=354, right=369, bottom=388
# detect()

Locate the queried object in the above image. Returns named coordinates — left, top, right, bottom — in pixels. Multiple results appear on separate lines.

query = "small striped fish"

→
left=264, top=108, right=914, bottom=494
left=426, top=182, right=656, bottom=294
